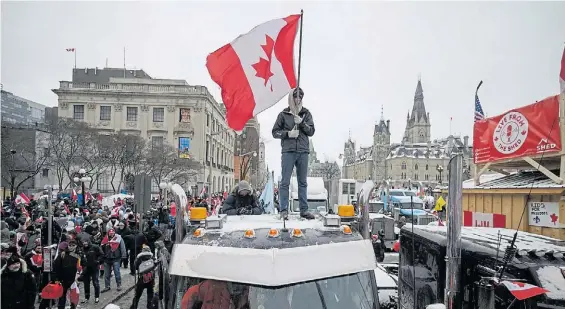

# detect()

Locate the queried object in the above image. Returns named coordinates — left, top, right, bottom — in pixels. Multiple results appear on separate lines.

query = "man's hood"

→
left=136, top=251, right=153, bottom=259
left=287, top=91, right=302, bottom=115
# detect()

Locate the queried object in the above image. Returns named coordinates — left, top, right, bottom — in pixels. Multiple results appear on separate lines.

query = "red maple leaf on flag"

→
left=550, top=213, right=558, bottom=225
left=252, top=35, right=275, bottom=89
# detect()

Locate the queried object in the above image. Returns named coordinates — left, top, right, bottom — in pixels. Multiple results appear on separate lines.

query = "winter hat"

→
left=237, top=181, right=251, bottom=194
left=6, top=255, right=21, bottom=266
left=142, top=245, right=151, bottom=253
left=58, top=242, right=68, bottom=250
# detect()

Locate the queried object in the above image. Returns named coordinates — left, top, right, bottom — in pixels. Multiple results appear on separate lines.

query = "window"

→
left=425, top=164, right=429, bottom=171
left=414, top=174, right=419, bottom=180
left=42, top=169, right=49, bottom=177
left=206, top=141, right=210, bottom=162
left=100, top=106, right=111, bottom=121
left=152, top=136, right=164, bottom=149
left=153, top=107, right=164, bottom=122
left=401, top=162, right=406, bottom=170
left=207, top=114, right=210, bottom=126
left=73, top=105, right=84, bottom=120
left=44, top=147, right=50, bottom=157
left=127, top=107, right=138, bottom=121
left=415, top=164, right=418, bottom=170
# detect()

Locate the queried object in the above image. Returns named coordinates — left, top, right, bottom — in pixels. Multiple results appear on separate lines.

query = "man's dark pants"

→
left=83, top=266, right=100, bottom=299
left=279, top=152, right=309, bottom=213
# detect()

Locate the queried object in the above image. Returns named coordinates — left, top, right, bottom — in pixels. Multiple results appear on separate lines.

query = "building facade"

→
left=53, top=68, right=235, bottom=193
left=343, top=79, right=473, bottom=187
left=1, top=90, right=47, bottom=125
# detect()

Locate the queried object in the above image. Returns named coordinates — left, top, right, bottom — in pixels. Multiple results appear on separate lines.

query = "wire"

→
left=498, top=114, right=559, bottom=280
left=411, top=195, right=416, bottom=309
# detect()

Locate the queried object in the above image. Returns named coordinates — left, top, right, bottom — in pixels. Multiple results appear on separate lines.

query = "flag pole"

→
left=123, top=47, right=126, bottom=78
left=296, top=9, right=304, bottom=89
left=74, top=49, right=77, bottom=69
left=476, top=80, right=483, bottom=95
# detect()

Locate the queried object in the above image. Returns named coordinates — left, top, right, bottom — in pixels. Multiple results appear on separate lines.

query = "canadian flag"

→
left=500, top=281, right=548, bottom=301
left=206, top=14, right=301, bottom=131
left=66, top=48, right=75, bottom=52
left=560, top=45, right=565, bottom=93
left=14, top=192, right=31, bottom=204
left=71, top=189, right=78, bottom=201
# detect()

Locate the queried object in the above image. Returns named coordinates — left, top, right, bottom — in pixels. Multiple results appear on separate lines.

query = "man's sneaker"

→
left=95, top=298, right=99, bottom=304
left=300, top=211, right=315, bottom=220
left=101, top=287, right=111, bottom=293
left=81, top=299, right=89, bottom=304
left=280, top=210, right=288, bottom=220
left=117, top=285, right=122, bottom=291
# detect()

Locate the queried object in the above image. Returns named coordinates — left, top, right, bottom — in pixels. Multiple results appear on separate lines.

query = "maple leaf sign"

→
left=550, top=213, right=559, bottom=225
left=252, top=35, right=275, bottom=91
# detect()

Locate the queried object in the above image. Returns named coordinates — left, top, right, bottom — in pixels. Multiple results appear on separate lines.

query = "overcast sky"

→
left=2, top=1, right=564, bottom=179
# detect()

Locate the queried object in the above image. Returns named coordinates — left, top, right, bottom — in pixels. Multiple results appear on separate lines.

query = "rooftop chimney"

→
left=463, top=135, right=469, bottom=147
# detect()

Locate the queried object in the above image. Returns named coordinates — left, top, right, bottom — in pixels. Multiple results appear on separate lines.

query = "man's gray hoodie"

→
left=272, top=91, right=315, bottom=153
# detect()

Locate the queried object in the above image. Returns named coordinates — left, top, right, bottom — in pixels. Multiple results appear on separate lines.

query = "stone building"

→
left=53, top=67, right=235, bottom=193
left=1, top=89, right=47, bottom=125
left=342, top=79, right=473, bottom=187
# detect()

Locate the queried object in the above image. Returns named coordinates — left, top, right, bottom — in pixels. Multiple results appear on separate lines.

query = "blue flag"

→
left=259, top=173, right=275, bottom=214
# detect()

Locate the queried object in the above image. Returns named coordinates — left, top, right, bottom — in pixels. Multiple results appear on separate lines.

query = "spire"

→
left=380, top=105, right=384, bottom=121
left=411, top=78, right=428, bottom=123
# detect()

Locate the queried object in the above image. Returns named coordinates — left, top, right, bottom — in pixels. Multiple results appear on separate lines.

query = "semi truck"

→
left=289, top=176, right=329, bottom=214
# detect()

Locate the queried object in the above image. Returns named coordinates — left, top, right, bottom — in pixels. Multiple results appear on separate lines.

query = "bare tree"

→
left=317, top=161, right=342, bottom=182
left=144, top=144, right=202, bottom=188
left=1, top=126, right=48, bottom=197
left=237, top=137, right=258, bottom=181
left=105, top=132, right=146, bottom=193
left=47, top=118, right=94, bottom=190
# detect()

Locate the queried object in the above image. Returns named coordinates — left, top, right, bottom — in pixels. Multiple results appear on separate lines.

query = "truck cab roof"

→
left=168, top=213, right=377, bottom=287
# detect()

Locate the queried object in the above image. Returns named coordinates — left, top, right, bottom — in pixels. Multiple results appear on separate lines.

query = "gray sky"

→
left=2, top=1, right=564, bottom=179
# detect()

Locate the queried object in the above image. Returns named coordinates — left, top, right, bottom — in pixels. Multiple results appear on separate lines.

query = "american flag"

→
left=474, top=80, right=485, bottom=122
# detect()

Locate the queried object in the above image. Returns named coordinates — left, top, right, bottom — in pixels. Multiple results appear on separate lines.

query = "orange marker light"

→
left=291, top=228, right=304, bottom=238
left=244, top=229, right=256, bottom=239
left=341, top=225, right=353, bottom=235
left=268, top=228, right=280, bottom=238
left=193, top=228, right=204, bottom=238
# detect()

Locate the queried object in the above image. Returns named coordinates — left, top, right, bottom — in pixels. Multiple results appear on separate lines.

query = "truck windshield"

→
left=292, top=199, right=327, bottom=213
left=403, top=191, right=416, bottom=196
left=174, top=271, right=376, bottom=309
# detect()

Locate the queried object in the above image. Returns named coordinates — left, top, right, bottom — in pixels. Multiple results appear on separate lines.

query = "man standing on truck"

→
left=272, top=87, right=316, bottom=220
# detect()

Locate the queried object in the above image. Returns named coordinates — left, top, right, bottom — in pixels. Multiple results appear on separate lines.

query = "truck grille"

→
left=416, top=215, right=436, bottom=226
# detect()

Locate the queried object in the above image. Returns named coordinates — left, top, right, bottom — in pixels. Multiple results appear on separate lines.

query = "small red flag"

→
left=66, top=48, right=75, bottom=52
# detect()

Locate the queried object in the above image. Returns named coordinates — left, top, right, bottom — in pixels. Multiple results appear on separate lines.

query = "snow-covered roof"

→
left=197, top=214, right=340, bottom=234
left=536, top=266, right=565, bottom=300
left=469, top=170, right=565, bottom=189
left=410, top=226, right=565, bottom=253
left=462, top=173, right=506, bottom=189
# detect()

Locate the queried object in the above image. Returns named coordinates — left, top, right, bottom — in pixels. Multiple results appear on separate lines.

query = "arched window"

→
left=415, top=164, right=418, bottom=170
left=401, top=162, right=407, bottom=170
left=425, top=164, right=429, bottom=171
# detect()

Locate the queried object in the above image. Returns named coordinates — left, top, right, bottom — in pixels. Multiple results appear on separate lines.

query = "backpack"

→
left=139, top=259, right=155, bottom=283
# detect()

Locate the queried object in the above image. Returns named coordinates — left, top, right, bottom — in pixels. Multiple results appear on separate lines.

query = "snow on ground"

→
left=536, top=266, right=565, bottom=300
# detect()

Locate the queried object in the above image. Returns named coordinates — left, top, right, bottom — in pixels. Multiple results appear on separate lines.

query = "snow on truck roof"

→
left=407, top=225, right=565, bottom=253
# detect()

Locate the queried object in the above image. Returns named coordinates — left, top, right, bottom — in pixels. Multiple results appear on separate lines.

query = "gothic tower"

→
left=343, top=133, right=356, bottom=169
left=372, top=106, right=391, bottom=183
left=403, top=79, right=431, bottom=144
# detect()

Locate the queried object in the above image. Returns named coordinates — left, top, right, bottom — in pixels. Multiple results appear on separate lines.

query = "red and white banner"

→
left=463, top=211, right=506, bottom=228
left=473, top=95, right=561, bottom=164
left=206, top=14, right=300, bottom=131
left=500, top=281, right=548, bottom=301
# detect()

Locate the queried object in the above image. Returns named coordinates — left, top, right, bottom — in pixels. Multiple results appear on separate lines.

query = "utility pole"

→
left=445, top=155, right=463, bottom=309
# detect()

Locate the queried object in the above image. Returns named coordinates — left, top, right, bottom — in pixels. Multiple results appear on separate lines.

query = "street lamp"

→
left=74, top=168, right=91, bottom=208
left=436, top=165, right=444, bottom=185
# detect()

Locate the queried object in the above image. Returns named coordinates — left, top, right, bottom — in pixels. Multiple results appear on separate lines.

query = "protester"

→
left=1, top=254, right=37, bottom=309
left=81, top=236, right=103, bottom=304
left=271, top=87, right=316, bottom=220
left=222, top=181, right=263, bottom=216
left=130, top=245, right=155, bottom=309
left=101, top=228, right=126, bottom=292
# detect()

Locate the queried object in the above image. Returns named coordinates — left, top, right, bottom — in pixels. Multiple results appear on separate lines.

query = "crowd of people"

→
left=0, top=180, right=273, bottom=309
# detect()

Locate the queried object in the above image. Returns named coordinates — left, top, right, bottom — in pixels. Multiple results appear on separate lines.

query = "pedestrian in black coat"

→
left=1, top=255, right=37, bottom=309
